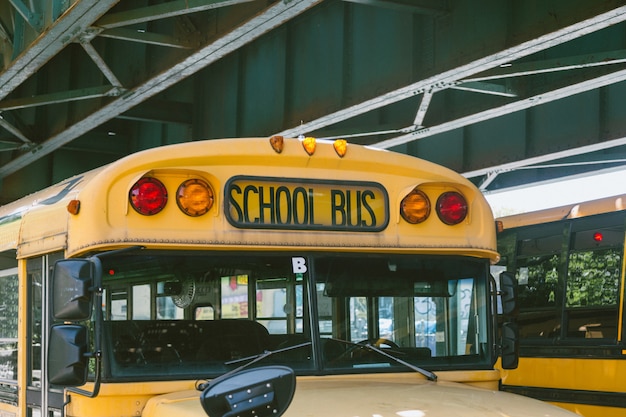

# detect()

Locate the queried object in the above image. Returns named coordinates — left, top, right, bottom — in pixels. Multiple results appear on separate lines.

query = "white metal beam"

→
left=0, top=0, right=120, bottom=100
left=372, top=66, right=626, bottom=150
left=276, top=6, right=626, bottom=138
left=0, top=0, right=322, bottom=178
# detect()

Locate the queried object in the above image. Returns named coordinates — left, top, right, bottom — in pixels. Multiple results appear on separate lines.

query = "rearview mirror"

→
left=200, top=366, right=295, bottom=417
left=48, top=324, right=89, bottom=386
left=501, top=322, right=519, bottom=369
left=52, top=259, right=97, bottom=320
left=499, top=271, right=517, bottom=316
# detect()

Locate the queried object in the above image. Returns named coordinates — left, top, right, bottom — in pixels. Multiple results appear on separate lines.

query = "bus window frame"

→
left=500, top=211, right=626, bottom=352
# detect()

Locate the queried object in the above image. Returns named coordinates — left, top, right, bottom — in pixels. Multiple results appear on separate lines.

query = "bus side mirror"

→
left=48, top=324, right=89, bottom=386
left=501, top=322, right=519, bottom=369
left=49, top=256, right=103, bottom=397
left=200, top=366, right=296, bottom=417
left=499, top=272, right=517, bottom=316
left=52, top=259, right=98, bottom=320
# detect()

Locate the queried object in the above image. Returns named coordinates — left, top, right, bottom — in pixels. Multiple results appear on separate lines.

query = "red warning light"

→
left=593, top=232, right=603, bottom=242
left=129, top=177, right=168, bottom=215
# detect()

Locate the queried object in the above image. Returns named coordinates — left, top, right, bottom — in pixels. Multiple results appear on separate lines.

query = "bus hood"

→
left=142, top=373, right=577, bottom=417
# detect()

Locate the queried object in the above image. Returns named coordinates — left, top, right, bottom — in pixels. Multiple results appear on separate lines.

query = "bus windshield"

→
left=99, top=252, right=492, bottom=381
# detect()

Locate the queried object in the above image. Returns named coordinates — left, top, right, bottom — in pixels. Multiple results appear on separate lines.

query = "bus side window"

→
left=514, top=225, right=565, bottom=341
left=0, top=267, right=18, bottom=395
left=564, top=225, right=622, bottom=339
left=133, top=284, right=151, bottom=319
left=109, top=288, right=129, bottom=320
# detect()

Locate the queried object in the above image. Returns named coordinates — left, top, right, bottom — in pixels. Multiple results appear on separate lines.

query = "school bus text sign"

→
left=225, top=176, right=389, bottom=231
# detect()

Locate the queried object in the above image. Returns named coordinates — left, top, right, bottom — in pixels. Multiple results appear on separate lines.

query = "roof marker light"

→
left=67, top=200, right=81, bottom=215
left=269, top=135, right=284, bottom=153
left=129, top=177, right=168, bottom=215
left=436, top=191, right=468, bottom=225
left=400, top=188, right=431, bottom=224
left=333, top=139, right=347, bottom=157
left=302, top=137, right=316, bottom=155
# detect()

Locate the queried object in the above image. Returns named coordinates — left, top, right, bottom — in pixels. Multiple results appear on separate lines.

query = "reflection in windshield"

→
left=99, top=253, right=491, bottom=381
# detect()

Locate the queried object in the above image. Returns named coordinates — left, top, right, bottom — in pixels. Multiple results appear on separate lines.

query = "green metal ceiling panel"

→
left=239, top=28, right=288, bottom=136
left=1, top=0, right=626, bottom=202
left=286, top=2, right=346, bottom=126
left=528, top=91, right=601, bottom=154
left=604, top=79, right=626, bottom=138
left=198, top=53, right=243, bottom=138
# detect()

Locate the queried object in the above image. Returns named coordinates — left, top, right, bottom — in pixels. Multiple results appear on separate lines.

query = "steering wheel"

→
left=358, top=338, right=400, bottom=349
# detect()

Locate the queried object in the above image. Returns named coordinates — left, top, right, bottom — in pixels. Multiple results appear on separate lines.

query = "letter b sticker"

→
left=292, top=257, right=307, bottom=274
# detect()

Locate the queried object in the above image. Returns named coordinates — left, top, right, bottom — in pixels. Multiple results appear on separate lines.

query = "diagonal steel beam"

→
left=373, top=67, right=626, bottom=150
left=8, top=0, right=43, bottom=32
left=98, top=27, right=194, bottom=49
left=276, top=5, right=626, bottom=138
left=0, top=0, right=120, bottom=100
left=0, top=115, right=32, bottom=145
left=94, top=0, right=255, bottom=29
left=461, top=49, right=626, bottom=83
left=0, top=0, right=322, bottom=179
left=465, top=136, right=626, bottom=183
left=341, top=0, right=448, bottom=15
left=0, top=86, right=118, bottom=111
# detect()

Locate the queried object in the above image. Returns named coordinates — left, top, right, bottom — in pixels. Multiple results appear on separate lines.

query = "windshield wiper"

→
left=224, top=342, right=312, bottom=367
left=196, top=342, right=311, bottom=391
left=361, top=342, right=437, bottom=381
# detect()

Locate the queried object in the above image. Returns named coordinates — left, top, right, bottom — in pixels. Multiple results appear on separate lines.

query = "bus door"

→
left=26, top=253, right=64, bottom=417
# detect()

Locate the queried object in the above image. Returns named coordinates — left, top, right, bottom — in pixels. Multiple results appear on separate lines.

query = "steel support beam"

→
left=94, top=0, right=255, bottom=29
left=276, top=6, right=626, bottom=139
left=373, top=67, right=626, bottom=150
left=0, top=0, right=120, bottom=100
left=0, top=0, right=322, bottom=178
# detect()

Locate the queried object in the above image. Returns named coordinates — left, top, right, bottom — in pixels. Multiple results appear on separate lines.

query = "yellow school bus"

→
left=0, top=137, right=579, bottom=417
left=496, top=194, right=626, bottom=417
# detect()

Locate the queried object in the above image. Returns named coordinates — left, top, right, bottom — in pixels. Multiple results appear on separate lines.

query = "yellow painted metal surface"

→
left=66, top=381, right=196, bottom=417
left=0, top=138, right=498, bottom=261
left=139, top=373, right=578, bottom=417
left=497, top=194, right=626, bottom=230
left=501, top=357, right=626, bottom=393
left=500, top=357, right=626, bottom=417
left=64, top=138, right=498, bottom=260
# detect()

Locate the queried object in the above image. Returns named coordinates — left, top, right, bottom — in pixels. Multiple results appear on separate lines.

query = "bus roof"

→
left=0, top=137, right=498, bottom=261
left=497, top=193, right=626, bottom=230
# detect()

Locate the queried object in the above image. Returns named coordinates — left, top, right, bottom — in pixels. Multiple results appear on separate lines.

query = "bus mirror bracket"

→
left=500, top=322, right=519, bottom=369
left=499, top=272, right=518, bottom=317
left=200, top=366, right=296, bottom=417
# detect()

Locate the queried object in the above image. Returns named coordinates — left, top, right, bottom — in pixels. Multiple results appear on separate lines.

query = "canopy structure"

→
left=1, top=0, right=626, bottom=202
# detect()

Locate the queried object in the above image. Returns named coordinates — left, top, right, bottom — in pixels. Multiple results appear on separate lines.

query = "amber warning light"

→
left=177, top=179, right=214, bottom=217
left=400, top=188, right=468, bottom=226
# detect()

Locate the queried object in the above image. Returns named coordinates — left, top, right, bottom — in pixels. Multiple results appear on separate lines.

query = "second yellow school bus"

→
left=0, top=137, right=579, bottom=417
left=496, top=194, right=626, bottom=417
